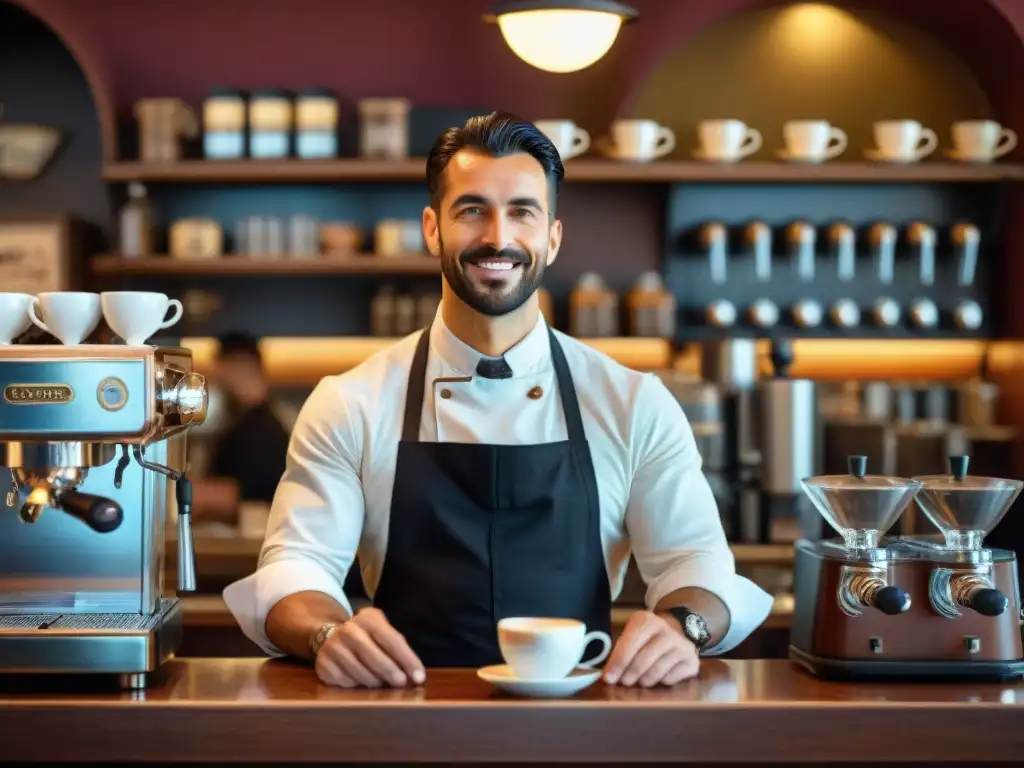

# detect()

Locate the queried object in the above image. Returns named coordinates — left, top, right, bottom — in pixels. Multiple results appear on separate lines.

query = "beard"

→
left=439, top=234, right=547, bottom=317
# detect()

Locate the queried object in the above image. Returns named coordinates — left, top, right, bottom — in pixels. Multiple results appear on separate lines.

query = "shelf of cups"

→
left=89, top=253, right=440, bottom=276
left=100, top=159, right=1024, bottom=184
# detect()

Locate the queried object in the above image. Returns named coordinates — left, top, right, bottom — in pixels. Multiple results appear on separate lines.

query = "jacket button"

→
left=439, top=388, right=452, bottom=399
left=527, top=386, right=543, bottom=400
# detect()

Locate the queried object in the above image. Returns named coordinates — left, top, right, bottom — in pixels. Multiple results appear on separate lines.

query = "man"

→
left=224, top=113, right=773, bottom=689
left=207, top=332, right=291, bottom=503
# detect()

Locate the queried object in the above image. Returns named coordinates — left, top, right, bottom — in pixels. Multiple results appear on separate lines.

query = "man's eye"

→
left=461, top=206, right=484, bottom=216
left=512, top=208, right=535, bottom=218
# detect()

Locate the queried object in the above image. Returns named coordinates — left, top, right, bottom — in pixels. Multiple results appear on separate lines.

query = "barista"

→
left=224, top=113, right=774, bottom=688
left=207, top=332, right=291, bottom=503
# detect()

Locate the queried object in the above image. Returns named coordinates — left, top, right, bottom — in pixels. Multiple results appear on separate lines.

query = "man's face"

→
left=423, top=150, right=562, bottom=317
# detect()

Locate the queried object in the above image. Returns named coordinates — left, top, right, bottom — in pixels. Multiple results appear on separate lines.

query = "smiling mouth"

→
left=463, top=256, right=525, bottom=280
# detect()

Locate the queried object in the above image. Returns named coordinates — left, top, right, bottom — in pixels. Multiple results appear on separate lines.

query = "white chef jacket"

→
left=222, top=309, right=774, bottom=657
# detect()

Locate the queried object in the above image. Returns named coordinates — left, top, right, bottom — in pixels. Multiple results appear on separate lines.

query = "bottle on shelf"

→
left=569, top=272, right=619, bottom=337
left=627, top=271, right=676, bottom=338
left=118, top=182, right=153, bottom=258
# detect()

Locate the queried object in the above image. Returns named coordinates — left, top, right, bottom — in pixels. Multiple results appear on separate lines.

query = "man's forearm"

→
left=265, top=590, right=351, bottom=661
left=654, top=587, right=730, bottom=648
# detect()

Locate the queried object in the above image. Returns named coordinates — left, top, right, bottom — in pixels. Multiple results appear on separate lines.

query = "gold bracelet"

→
left=310, top=621, right=338, bottom=657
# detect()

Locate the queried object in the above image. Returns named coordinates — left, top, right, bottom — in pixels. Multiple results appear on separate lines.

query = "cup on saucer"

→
left=695, top=119, right=762, bottom=162
left=948, top=120, right=1017, bottom=162
left=598, top=119, right=675, bottom=162
left=477, top=617, right=612, bottom=698
left=0, top=292, right=34, bottom=344
left=866, top=119, right=937, bottom=163
left=779, top=119, right=847, bottom=163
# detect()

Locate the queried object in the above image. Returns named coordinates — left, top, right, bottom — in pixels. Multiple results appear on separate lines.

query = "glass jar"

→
left=358, top=98, right=410, bottom=159
left=295, top=88, right=339, bottom=159
left=202, top=88, right=246, bottom=159
left=248, top=89, right=293, bottom=159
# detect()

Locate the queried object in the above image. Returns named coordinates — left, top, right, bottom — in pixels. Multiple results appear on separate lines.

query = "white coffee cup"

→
left=783, top=120, right=847, bottom=162
left=28, top=292, right=101, bottom=345
left=497, top=617, right=611, bottom=680
left=101, top=291, right=184, bottom=346
left=609, top=119, right=675, bottom=162
left=952, top=120, right=1017, bottom=162
left=0, top=292, right=34, bottom=344
left=698, top=119, right=762, bottom=162
left=873, top=119, right=937, bottom=161
left=534, top=120, right=591, bottom=161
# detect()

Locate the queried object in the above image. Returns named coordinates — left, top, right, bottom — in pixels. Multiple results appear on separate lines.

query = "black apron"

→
left=372, top=322, right=612, bottom=668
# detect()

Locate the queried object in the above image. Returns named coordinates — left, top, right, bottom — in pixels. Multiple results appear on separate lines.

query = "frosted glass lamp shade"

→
left=486, top=0, right=638, bottom=74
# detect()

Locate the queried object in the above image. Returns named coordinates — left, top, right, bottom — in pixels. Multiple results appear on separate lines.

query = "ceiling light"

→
left=484, top=0, right=639, bottom=74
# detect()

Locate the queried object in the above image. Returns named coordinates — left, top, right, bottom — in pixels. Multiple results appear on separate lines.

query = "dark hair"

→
left=217, top=331, right=262, bottom=365
left=425, top=112, right=565, bottom=215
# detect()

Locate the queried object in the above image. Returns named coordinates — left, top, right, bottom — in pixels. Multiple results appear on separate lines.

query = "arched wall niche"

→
left=627, top=3, right=993, bottom=159
left=0, top=1, right=111, bottom=250
left=6, top=0, right=116, bottom=160
left=612, top=0, right=1024, bottom=145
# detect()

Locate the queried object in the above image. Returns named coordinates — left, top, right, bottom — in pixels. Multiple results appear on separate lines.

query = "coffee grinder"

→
left=790, top=454, right=1024, bottom=681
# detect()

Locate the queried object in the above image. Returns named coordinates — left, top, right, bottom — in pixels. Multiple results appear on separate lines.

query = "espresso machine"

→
left=790, top=453, right=1024, bottom=681
left=0, top=344, right=207, bottom=689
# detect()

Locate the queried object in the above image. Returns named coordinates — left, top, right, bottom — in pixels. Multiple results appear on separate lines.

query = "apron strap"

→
left=401, top=323, right=433, bottom=442
left=400, top=321, right=587, bottom=444
left=546, top=327, right=586, bottom=444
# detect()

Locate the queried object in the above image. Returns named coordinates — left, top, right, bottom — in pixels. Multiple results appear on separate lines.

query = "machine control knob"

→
left=158, top=367, right=209, bottom=427
left=872, top=297, right=901, bottom=328
left=792, top=299, right=823, bottom=329
left=909, top=298, right=939, bottom=329
left=747, top=299, right=779, bottom=328
left=875, top=585, right=912, bottom=615
left=830, top=298, right=860, bottom=329
left=706, top=300, right=737, bottom=329
left=954, top=300, right=983, bottom=331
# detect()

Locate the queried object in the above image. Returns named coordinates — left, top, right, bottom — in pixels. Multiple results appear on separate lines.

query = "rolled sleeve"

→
left=625, top=375, right=774, bottom=655
left=222, top=378, right=364, bottom=656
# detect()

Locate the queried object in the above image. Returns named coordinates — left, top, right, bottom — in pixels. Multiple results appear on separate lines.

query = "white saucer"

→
left=775, top=150, right=835, bottom=163
left=477, top=664, right=601, bottom=698
left=944, top=149, right=996, bottom=163
left=692, top=148, right=743, bottom=163
left=863, top=148, right=923, bottom=164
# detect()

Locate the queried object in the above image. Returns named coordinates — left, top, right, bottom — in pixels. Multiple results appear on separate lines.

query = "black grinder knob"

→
left=967, top=588, right=1008, bottom=617
left=875, top=585, right=912, bottom=615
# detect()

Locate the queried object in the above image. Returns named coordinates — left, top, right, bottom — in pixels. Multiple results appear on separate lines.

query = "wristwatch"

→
left=664, top=607, right=710, bottom=651
left=310, top=621, right=338, bottom=657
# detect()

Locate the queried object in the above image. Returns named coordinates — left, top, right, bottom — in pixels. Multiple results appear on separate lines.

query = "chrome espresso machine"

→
left=790, top=453, right=1024, bottom=681
left=0, top=345, right=207, bottom=689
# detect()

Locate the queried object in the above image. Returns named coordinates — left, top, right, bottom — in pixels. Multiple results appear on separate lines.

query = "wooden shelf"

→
left=181, top=335, right=675, bottom=381
left=90, top=254, right=439, bottom=276
left=101, top=158, right=1024, bottom=184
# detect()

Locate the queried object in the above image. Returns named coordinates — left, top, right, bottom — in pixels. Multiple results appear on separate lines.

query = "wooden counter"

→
left=1, top=658, right=1021, bottom=763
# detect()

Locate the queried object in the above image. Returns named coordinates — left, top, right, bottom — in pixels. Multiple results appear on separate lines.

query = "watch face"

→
left=685, top=613, right=708, bottom=644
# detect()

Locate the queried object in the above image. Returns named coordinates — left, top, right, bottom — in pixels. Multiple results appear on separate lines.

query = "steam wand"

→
left=131, top=445, right=196, bottom=593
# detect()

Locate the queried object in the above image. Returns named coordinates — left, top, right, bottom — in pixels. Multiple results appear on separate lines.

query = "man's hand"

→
left=603, top=610, right=699, bottom=687
left=314, top=607, right=426, bottom=689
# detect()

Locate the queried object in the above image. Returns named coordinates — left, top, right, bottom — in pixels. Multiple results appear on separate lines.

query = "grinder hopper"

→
left=913, top=455, right=1023, bottom=551
left=801, top=455, right=923, bottom=550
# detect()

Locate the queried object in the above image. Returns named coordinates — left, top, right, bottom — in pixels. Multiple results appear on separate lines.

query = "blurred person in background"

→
left=204, top=331, right=292, bottom=504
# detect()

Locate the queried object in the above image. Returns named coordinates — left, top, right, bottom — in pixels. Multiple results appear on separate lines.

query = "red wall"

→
left=14, top=0, right=1024, bottom=148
